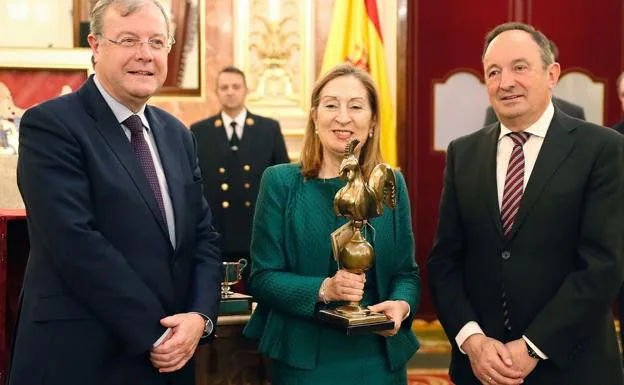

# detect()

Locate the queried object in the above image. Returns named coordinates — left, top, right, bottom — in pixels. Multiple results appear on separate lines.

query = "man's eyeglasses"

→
left=99, top=35, right=175, bottom=52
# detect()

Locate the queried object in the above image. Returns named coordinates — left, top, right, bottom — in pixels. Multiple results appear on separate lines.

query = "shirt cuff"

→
left=522, top=335, right=548, bottom=360
left=152, top=328, right=171, bottom=348
left=190, top=311, right=214, bottom=338
left=455, top=321, right=485, bottom=354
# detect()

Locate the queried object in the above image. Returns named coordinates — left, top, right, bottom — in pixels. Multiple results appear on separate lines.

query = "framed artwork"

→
left=0, top=50, right=91, bottom=209
left=0, top=48, right=91, bottom=156
left=0, top=68, right=89, bottom=112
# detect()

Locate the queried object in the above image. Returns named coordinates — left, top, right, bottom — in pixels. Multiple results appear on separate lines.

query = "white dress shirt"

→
left=455, top=102, right=555, bottom=360
left=221, top=110, right=247, bottom=140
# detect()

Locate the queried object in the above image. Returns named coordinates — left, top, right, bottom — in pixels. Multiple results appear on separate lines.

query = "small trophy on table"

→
left=220, top=259, right=253, bottom=315
left=317, top=139, right=397, bottom=334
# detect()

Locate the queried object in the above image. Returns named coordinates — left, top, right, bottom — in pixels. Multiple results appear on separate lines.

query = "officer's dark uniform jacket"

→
left=190, top=110, right=289, bottom=259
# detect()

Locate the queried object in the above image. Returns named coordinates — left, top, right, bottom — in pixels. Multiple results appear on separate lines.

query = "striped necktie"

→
left=500, top=131, right=530, bottom=237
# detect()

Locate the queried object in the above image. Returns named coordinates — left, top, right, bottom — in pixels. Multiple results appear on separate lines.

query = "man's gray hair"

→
left=90, top=0, right=172, bottom=40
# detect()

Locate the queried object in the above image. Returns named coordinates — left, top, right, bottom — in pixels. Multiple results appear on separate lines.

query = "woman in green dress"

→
left=243, top=64, right=420, bottom=385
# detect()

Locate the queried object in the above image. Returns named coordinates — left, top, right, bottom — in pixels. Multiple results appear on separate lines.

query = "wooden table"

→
left=195, top=311, right=269, bottom=385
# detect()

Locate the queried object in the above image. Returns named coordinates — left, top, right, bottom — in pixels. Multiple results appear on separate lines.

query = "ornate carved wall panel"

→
left=233, top=0, right=314, bottom=160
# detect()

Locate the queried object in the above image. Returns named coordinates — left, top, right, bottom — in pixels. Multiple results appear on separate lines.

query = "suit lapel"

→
left=146, top=107, right=182, bottom=250
left=81, top=78, right=170, bottom=241
left=478, top=123, right=504, bottom=238
left=507, top=111, right=576, bottom=240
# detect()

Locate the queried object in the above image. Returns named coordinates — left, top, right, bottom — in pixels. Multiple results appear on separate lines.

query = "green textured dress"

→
left=243, top=164, right=420, bottom=385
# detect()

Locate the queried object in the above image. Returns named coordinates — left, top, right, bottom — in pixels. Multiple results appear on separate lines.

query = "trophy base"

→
left=219, top=292, right=252, bottom=315
left=317, top=308, right=394, bottom=335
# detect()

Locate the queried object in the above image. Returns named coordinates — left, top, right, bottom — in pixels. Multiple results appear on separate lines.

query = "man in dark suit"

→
left=9, top=1, right=222, bottom=384
left=428, top=22, right=624, bottom=385
left=612, top=71, right=624, bottom=365
left=612, top=72, right=624, bottom=135
left=483, top=40, right=585, bottom=125
left=190, top=67, right=289, bottom=290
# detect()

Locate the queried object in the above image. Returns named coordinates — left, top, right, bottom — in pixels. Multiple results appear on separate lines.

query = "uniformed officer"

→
left=190, top=66, right=289, bottom=291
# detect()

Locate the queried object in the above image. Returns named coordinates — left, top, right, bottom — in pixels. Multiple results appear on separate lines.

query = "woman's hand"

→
left=367, top=300, right=410, bottom=337
left=321, top=270, right=366, bottom=302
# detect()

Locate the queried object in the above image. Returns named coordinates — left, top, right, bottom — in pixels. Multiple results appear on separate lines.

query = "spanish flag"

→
left=321, top=0, right=396, bottom=166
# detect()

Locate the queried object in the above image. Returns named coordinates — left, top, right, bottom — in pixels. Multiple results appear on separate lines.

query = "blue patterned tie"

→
left=123, top=115, right=166, bottom=224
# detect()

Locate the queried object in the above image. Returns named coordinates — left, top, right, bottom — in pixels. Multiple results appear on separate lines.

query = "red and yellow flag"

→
left=321, top=0, right=396, bottom=166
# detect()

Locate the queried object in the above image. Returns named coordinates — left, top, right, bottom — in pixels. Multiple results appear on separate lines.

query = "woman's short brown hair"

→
left=300, top=63, right=384, bottom=179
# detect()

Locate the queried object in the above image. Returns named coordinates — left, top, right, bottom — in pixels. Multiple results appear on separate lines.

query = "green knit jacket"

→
left=243, top=163, right=420, bottom=370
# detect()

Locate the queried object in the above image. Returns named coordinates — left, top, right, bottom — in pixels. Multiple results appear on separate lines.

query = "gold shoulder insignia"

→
left=246, top=117, right=255, bottom=126
left=215, top=119, right=223, bottom=127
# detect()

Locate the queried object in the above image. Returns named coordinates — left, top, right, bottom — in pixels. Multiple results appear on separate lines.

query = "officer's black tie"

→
left=230, top=121, right=240, bottom=151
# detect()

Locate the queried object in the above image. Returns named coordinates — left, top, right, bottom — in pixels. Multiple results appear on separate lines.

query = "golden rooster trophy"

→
left=317, top=139, right=397, bottom=334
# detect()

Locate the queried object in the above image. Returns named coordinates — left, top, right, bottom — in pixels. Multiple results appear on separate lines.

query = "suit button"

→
left=222, top=201, right=230, bottom=209
left=218, top=167, right=226, bottom=174
left=501, top=251, right=511, bottom=260
left=221, top=183, right=229, bottom=191
left=243, top=164, right=251, bottom=172
left=244, top=201, right=251, bottom=208
left=244, top=183, right=251, bottom=189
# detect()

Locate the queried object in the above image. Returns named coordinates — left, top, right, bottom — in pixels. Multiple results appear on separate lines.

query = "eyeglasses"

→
left=99, top=35, right=175, bottom=52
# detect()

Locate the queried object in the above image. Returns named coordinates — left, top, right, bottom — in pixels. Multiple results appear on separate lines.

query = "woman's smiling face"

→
left=313, top=74, right=374, bottom=162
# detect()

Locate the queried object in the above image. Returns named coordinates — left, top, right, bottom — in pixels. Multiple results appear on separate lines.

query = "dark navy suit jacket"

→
left=9, top=76, right=222, bottom=385
left=190, top=112, right=289, bottom=256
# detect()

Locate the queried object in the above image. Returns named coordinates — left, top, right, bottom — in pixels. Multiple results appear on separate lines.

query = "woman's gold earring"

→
left=315, top=128, right=319, bottom=135
left=369, top=131, right=373, bottom=138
